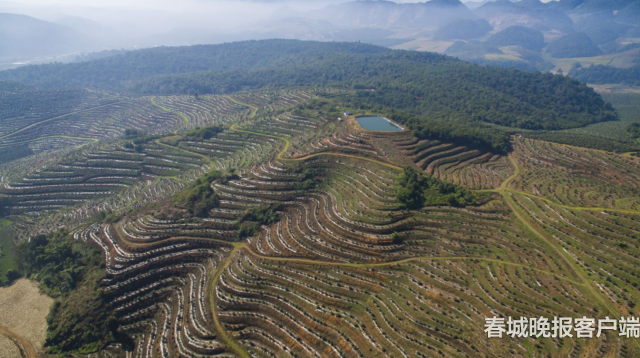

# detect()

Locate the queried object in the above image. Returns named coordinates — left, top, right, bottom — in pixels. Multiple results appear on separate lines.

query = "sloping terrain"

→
left=0, top=87, right=639, bottom=357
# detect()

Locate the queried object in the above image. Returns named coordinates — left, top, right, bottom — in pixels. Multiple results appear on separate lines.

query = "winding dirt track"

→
left=0, top=324, right=37, bottom=358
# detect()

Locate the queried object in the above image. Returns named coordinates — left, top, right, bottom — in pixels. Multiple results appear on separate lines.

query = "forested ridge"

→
left=0, top=40, right=618, bottom=153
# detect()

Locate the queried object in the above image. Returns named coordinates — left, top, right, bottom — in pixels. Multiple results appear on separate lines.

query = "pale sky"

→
left=5, top=0, right=480, bottom=10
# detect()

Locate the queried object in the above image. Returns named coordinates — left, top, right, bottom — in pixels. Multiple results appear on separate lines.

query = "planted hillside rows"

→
left=0, top=90, right=316, bottom=223
left=0, top=86, right=121, bottom=137
left=382, top=132, right=513, bottom=190
left=510, top=138, right=640, bottom=210
left=1, top=88, right=639, bottom=357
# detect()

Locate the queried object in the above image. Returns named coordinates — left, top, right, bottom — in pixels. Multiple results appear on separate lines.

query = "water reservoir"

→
left=355, top=116, right=404, bottom=131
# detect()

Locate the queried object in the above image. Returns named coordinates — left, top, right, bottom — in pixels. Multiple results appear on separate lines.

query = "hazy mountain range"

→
left=0, top=13, right=88, bottom=57
left=0, top=0, right=638, bottom=85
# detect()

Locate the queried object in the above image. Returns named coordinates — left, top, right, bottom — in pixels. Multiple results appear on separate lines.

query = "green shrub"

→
left=397, top=167, right=483, bottom=209
left=182, top=170, right=223, bottom=217
left=236, top=203, right=283, bottom=239
left=239, top=204, right=282, bottom=226
left=184, top=126, right=224, bottom=140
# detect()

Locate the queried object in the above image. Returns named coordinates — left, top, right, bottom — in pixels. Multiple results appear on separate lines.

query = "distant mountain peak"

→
left=310, top=0, right=473, bottom=28
left=0, top=13, right=88, bottom=59
left=427, top=0, right=467, bottom=7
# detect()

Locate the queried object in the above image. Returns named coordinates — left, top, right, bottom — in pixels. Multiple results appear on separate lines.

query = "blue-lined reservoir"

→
left=355, top=116, right=404, bottom=132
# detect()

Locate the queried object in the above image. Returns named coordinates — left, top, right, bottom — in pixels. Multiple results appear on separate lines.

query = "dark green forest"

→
left=0, top=40, right=616, bottom=136
left=397, top=167, right=484, bottom=209
left=569, top=64, right=640, bottom=86
left=180, top=170, right=224, bottom=217
left=0, top=143, right=33, bottom=165
left=237, top=204, right=283, bottom=239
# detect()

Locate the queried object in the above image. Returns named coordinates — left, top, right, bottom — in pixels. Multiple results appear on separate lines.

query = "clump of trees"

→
left=177, top=170, right=240, bottom=217
left=0, top=143, right=33, bottom=165
left=184, top=126, right=224, bottom=140
left=122, top=130, right=156, bottom=152
left=237, top=203, right=282, bottom=239
left=240, top=203, right=282, bottom=225
left=397, top=167, right=482, bottom=209
left=123, top=128, right=144, bottom=137
left=91, top=209, right=122, bottom=224
left=182, top=171, right=223, bottom=217
left=295, top=166, right=321, bottom=191
left=17, top=230, right=101, bottom=296
left=0, top=197, right=7, bottom=219
left=16, top=230, right=120, bottom=354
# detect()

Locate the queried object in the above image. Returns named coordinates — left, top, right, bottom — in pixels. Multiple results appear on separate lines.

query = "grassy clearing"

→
left=0, top=279, right=53, bottom=353
left=0, top=334, right=20, bottom=358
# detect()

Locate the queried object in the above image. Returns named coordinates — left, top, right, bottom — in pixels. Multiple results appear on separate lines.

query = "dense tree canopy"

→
left=397, top=167, right=482, bottom=209
left=569, top=63, right=640, bottom=86
left=182, top=170, right=222, bottom=217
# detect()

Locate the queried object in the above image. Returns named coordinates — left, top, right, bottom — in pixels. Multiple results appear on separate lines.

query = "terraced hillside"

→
left=377, top=131, right=513, bottom=190
left=1, top=89, right=640, bottom=358
left=0, top=89, right=316, bottom=240
left=510, top=138, right=640, bottom=210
